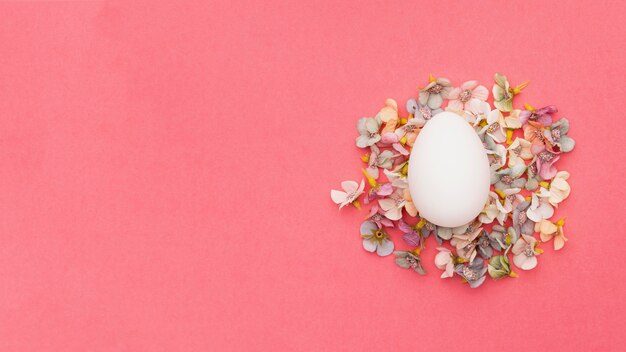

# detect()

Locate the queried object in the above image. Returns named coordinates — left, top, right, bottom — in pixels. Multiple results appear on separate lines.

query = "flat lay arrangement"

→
left=331, top=73, right=575, bottom=288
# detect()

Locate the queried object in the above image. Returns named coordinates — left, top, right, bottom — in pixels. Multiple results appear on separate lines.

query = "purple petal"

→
left=536, top=105, right=558, bottom=115
left=397, top=219, right=412, bottom=232
left=403, top=232, right=421, bottom=246
left=536, top=115, right=553, bottom=126
left=377, top=183, right=394, bottom=196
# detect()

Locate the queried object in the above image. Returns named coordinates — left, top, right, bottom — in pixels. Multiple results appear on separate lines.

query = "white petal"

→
left=330, top=190, right=347, bottom=204
left=341, top=180, right=358, bottom=193
left=362, top=238, right=377, bottom=252
left=376, top=240, right=394, bottom=256
left=427, top=93, right=443, bottom=109
left=385, top=207, right=402, bottom=221
left=378, top=198, right=395, bottom=211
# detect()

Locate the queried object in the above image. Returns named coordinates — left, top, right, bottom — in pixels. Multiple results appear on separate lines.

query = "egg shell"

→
left=407, top=111, right=490, bottom=228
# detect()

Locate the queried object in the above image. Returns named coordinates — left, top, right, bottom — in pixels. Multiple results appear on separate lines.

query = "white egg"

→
left=407, top=111, right=490, bottom=228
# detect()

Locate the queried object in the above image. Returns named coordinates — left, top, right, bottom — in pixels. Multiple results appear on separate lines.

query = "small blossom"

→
left=464, top=98, right=491, bottom=125
left=378, top=189, right=406, bottom=221
left=545, top=118, right=575, bottom=153
left=395, top=116, right=425, bottom=147
left=519, top=104, right=557, bottom=126
left=507, top=137, right=533, bottom=167
left=479, top=192, right=510, bottom=226
left=375, top=98, right=399, bottom=125
left=513, top=201, right=535, bottom=236
left=492, top=164, right=527, bottom=190
left=418, top=220, right=447, bottom=245
left=380, top=130, right=409, bottom=156
left=484, top=134, right=507, bottom=171
left=406, top=98, right=442, bottom=122
left=499, top=187, right=525, bottom=214
left=360, top=221, right=394, bottom=256
left=330, top=180, right=365, bottom=209
left=549, top=171, right=571, bottom=207
left=525, top=159, right=541, bottom=191
left=532, top=144, right=560, bottom=180
left=419, top=75, right=452, bottom=109
left=526, top=187, right=554, bottom=222
left=434, top=247, right=455, bottom=278
left=488, top=255, right=517, bottom=279
left=384, top=161, right=409, bottom=188
left=524, top=121, right=548, bottom=145
left=476, top=229, right=503, bottom=259
left=492, top=73, right=528, bottom=112
left=361, top=169, right=393, bottom=204
left=503, top=109, right=523, bottom=130
left=455, top=257, right=488, bottom=288
left=512, top=234, right=543, bottom=270
left=480, top=109, right=507, bottom=143
left=450, top=223, right=483, bottom=261
left=365, top=205, right=394, bottom=228
left=394, top=250, right=426, bottom=274
left=447, top=80, right=489, bottom=111
left=490, top=225, right=512, bottom=249
left=356, top=116, right=382, bottom=148
left=363, top=145, right=394, bottom=179
left=536, top=218, right=568, bottom=250
left=398, top=219, right=421, bottom=247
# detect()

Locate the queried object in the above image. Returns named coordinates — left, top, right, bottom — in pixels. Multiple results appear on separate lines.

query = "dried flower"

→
left=455, top=257, right=488, bottom=288
left=512, top=201, right=535, bottom=236
left=488, top=255, right=517, bottom=279
left=398, top=219, right=421, bottom=247
left=356, top=116, right=382, bottom=148
left=507, top=137, right=533, bottom=167
left=464, top=98, right=491, bottom=125
left=536, top=218, right=568, bottom=250
left=447, top=80, right=489, bottom=111
left=519, top=104, right=557, bottom=126
left=549, top=171, right=571, bottom=207
left=360, top=221, right=394, bottom=256
left=419, top=75, right=452, bottom=109
left=545, top=118, right=575, bottom=153
left=512, top=234, right=543, bottom=270
left=480, top=109, right=507, bottom=143
left=378, top=189, right=406, bottom=221
left=532, top=144, right=560, bottom=180
left=331, top=180, right=365, bottom=209
left=394, top=250, right=426, bottom=274
left=365, top=205, right=394, bottom=228
left=476, top=229, right=504, bottom=259
left=492, top=164, right=527, bottom=191
left=526, top=187, right=554, bottom=222
left=406, top=98, right=442, bottom=122
left=363, top=145, right=394, bottom=179
left=434, top=247, right=455, bottom=278
left=492, top=73, right=528, bottom=112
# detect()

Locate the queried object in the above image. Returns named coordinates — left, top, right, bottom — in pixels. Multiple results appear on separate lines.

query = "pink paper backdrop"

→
left=0, top=1, right=624, bottom=351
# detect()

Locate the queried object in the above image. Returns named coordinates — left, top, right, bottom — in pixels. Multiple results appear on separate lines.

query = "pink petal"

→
left=447, top=87, right=461, bottom=99
left=471, top=85, right=489, bottom=101
left=341, top=180, right=358, bottom=193
left=461, top=80, right=478, bottom=91
left=447, top=99, right=463, bottom=111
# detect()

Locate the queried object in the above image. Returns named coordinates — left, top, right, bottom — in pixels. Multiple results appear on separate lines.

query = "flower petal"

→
left=376, top=240, right=394, bottom=256
left=362, top=238, right=377, bottom=252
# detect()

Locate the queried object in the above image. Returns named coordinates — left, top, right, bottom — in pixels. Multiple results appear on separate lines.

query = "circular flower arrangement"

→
left=330, top=73, right=574, bottom=288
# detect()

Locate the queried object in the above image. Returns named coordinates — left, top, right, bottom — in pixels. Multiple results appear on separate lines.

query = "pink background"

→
left=0, top=1, right=624, bottom=351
